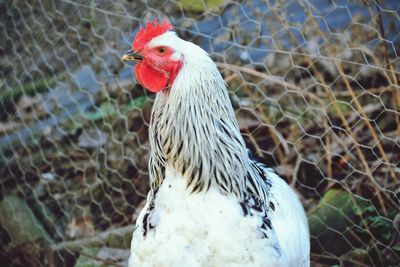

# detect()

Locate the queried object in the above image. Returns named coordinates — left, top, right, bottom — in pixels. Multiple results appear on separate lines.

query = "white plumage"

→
left=130, top=166, right=309, bottom=267
left=125, top=24, right=310, bottom=267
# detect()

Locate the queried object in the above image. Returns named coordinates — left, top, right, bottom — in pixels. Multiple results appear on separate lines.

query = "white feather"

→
left=130, top=167, right=309, bottom=267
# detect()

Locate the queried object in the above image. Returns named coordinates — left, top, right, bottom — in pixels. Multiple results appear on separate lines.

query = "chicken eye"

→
left=157, top=47, right=166, bottom=54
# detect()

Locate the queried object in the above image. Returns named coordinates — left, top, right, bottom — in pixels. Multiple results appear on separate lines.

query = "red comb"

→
left=133, top=19, right=173, bottom=50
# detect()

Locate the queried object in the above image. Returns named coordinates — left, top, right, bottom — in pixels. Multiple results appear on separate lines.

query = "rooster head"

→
left=122, top=20, right=183, bottom=93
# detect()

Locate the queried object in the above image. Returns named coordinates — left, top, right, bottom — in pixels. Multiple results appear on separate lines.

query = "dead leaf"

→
left=68, top=216, right=95, bottom=238
left=78, top=128, right=108, bottom=148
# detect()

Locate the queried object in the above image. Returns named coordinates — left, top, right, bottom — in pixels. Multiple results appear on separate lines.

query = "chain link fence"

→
left=0, top=0, right=399, bottom=266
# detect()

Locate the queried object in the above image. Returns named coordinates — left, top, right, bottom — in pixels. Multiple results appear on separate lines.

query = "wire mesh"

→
left=0, top=0, right=399, bottom=266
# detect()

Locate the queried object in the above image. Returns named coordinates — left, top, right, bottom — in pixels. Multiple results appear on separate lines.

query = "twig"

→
left=335, top=62, right=397, bottom=183
left=296, top=0, right=395, bottom=215
left=290, top=156, right=302, bottom=187
left=0, top=122, right=22, bottom=134
left=302, top=0, right=397, bottom=184
left=315, top=86, right=398, bottom=97
left=325, top=134, right=333, bottom=181
left=215, top=62, right=301, bottom=91
left=79, top=251, right=123, bottom=267
left=375, top=0, right=400, bottom=138
left=51, top=224, right=134, bottom=251
left=220, top=66, right=289, bottom=163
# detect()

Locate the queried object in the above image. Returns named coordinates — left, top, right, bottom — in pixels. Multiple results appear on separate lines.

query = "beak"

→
left=122, top=49, right=143, bottom=62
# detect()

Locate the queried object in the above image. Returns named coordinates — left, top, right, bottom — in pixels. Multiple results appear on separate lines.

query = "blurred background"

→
left=0, top=0, right=399, bottom=266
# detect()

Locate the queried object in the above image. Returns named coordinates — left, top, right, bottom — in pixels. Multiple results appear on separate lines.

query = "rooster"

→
left=122, top=20, right=310, bottom=267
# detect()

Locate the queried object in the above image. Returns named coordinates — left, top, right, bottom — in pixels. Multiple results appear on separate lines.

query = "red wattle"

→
left=135, top=62, right=168, bottom=93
